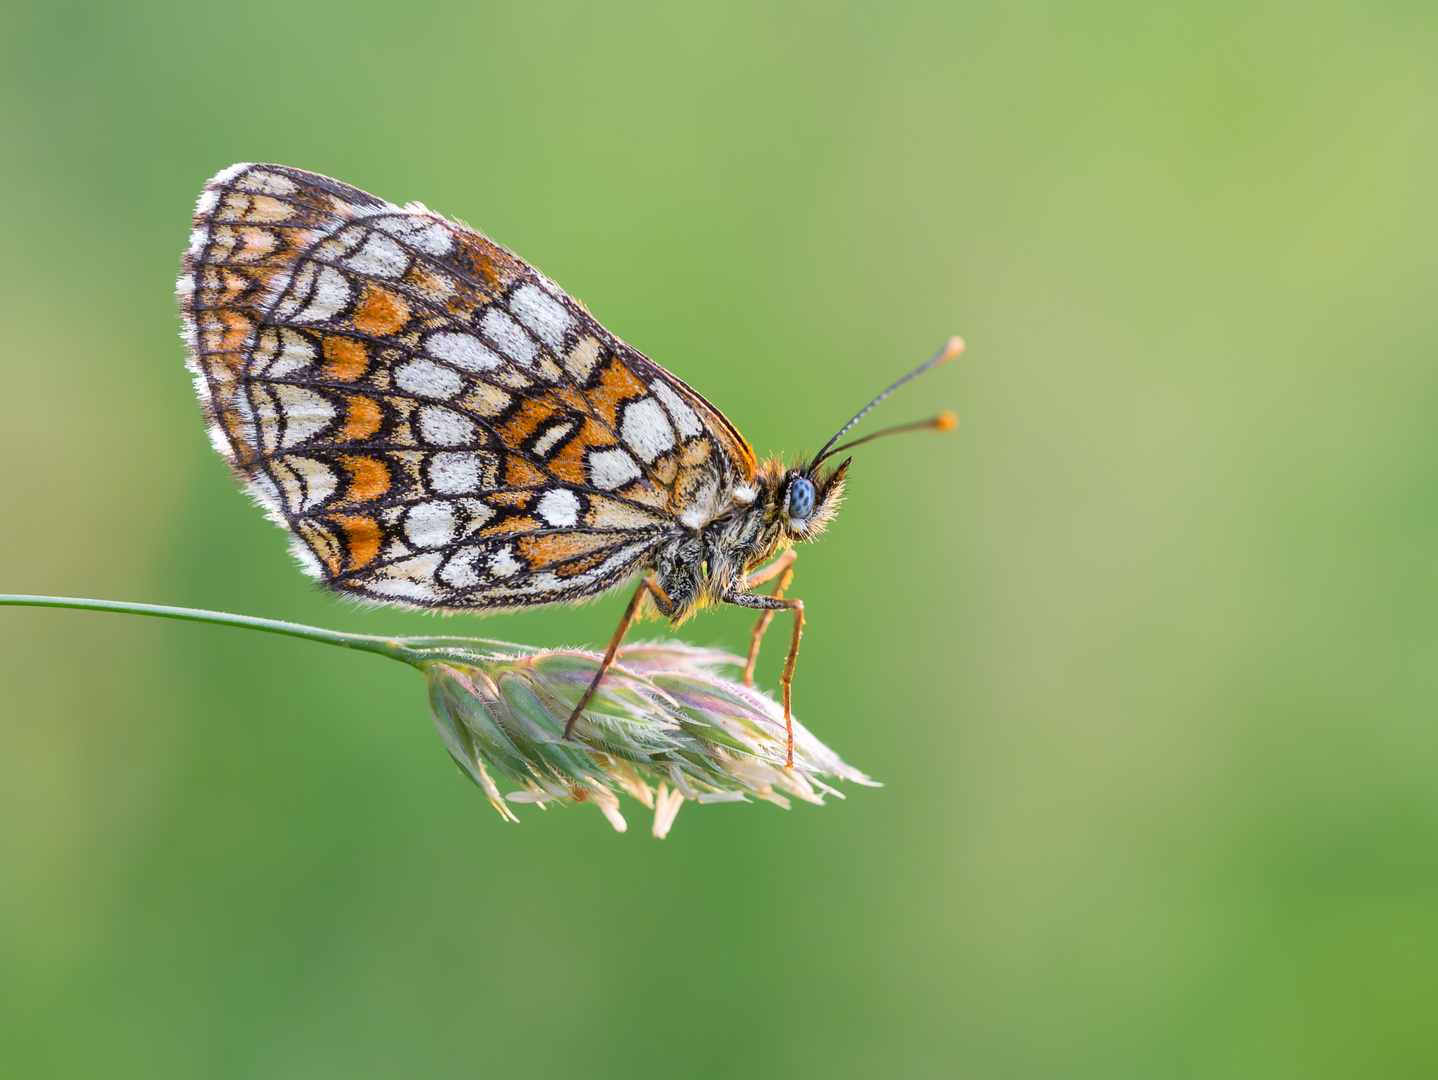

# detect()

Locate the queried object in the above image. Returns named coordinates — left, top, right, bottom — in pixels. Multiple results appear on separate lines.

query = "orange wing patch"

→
left=589, top=356, right=649, bottom=428
left=337, top=396, right=383, bottom=442
left=323, top=336, right=369, bottom=381
left=351, top=284, right=411, bottom=337
left=333, top=515, right=383, bottom=570
left=504, top=458, right=549, bottom=486
left=518, top=531, right=626, bottom=569
left=336, top=455, right=390, bottom=504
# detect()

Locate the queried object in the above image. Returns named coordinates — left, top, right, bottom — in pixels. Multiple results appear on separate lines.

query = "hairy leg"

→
left=742, top=550, right=798, bottom=686
left=744, top=548, right=797, bottom=590
left=564, top=576, right=670, bottom=739
left=727, top=587, right=805, bottom=769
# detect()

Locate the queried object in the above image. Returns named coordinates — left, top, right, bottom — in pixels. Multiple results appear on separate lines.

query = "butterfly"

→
left=178, top=164, right=959, bottom=767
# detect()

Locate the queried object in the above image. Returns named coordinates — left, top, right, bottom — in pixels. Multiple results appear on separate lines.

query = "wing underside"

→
left=178, top=164, right=757, bottom=608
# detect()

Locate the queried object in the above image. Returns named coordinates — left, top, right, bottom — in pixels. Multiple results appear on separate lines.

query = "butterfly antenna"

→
left=809, top=337, right=964, bottom=469
left=823, top=411, right=958, bottom=458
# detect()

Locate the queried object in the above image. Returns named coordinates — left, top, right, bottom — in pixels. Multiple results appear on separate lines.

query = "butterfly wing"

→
left=178, top=163, right=756, bottom=608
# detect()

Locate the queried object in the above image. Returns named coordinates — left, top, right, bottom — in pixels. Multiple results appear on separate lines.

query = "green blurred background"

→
left=3, top=0, right=1436, bottom=1075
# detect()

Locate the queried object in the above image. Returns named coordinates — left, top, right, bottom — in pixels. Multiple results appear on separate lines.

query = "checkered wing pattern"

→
left=178, top=164, right=758, bottom=608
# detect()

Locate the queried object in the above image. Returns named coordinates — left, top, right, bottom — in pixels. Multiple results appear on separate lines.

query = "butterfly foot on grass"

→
left=178, top=164, right=961, bottom=773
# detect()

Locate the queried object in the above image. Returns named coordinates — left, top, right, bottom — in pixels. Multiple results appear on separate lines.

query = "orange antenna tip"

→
left=809, top=337, right=966, bottom=467
left=935, top=410, right=959, bottom=432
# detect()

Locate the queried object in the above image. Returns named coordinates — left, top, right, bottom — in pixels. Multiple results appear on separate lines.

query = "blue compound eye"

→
left=787, top=476, right=816, bottom=520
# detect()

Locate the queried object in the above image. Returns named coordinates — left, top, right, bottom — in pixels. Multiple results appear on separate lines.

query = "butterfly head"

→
left=757, top=336, right=965, bottom=547
left=771, top=458, right=850, bottom=542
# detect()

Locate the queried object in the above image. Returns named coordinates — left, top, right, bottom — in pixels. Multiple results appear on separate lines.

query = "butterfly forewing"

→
left=178, top=164, right=756, bottom=608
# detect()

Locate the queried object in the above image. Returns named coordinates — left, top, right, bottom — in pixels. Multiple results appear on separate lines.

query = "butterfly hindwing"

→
left=179, top=164, right=754, bottom=608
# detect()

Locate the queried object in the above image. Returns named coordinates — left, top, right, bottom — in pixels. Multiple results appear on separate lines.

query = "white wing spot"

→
left=441, top=550, right=481, bottom=588
left=396, top=359, right=464, bottom=399
left=345, top=233, right=409, bottom=278
left=455, top=499, right=495, bottom=536
left=426, top=331, right=501, bottom=373
left=620, top=397, right=676, bottom=463
left=250, top=386, right=279, bottom=452
left=490, top=545, right=522, bottom=577
left=371, top=214, right=452, bottom=256
left=536, top=489, right=581, bottom=528
left=564, top=337, right=603, bottom=382
left=480, top=308, right=538, bottom=366
left=531, top=421, right=575, bottom=458
left=411, top=224, right=452, bottom=256
left=259, top=330, right=318, bottom=379
left=417, top=406, right=477, bottom=447
left=274, top=385, right=336, bottom=448
left=406, top=501, right=457, bottom=547
left=651, top=381, right=703, bottom=437
left=588, top=447, right=642, bottom=490
left=509, top=283, right=573, bottom=348
left=244, top=170, right=298, bottom=196
left=292, top=265, right=351, bottom=323
left=428, top=452, right=481, bottom=493
left=367, top=554, right=443, bottom=601
left=285, top=456, right=338, bottom=512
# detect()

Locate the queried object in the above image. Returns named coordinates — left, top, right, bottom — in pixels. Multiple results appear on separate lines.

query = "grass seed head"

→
left=419, top=640, right=877, bottom=837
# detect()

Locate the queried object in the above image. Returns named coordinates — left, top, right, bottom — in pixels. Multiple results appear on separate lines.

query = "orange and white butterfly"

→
left=178, top=164, right=959, bottom=765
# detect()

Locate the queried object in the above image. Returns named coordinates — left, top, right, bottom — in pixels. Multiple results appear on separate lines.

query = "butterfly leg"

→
left=564, top=576, right=672, bottom=740
left=741, top=549, right=798, bottom=686
left=727, top=589, right=805, bottom=769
